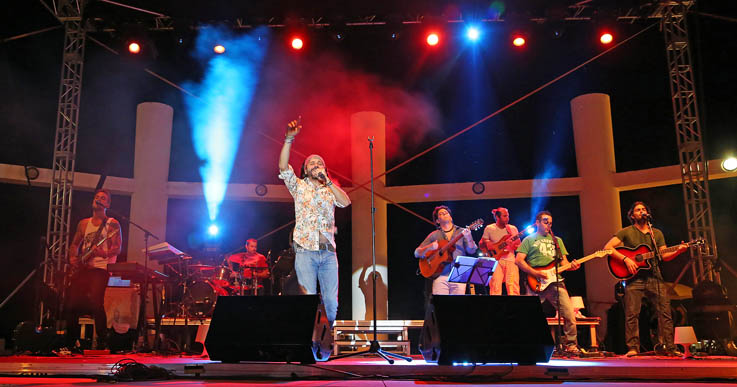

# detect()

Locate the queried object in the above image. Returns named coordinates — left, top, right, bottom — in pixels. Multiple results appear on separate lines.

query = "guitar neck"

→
left=557, top=252, right=601, bottom=272
left=641, top=244, right=684, bottom=260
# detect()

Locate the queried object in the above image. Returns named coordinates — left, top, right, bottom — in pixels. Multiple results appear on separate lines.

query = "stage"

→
left=1, top=352, right=736, bottom=385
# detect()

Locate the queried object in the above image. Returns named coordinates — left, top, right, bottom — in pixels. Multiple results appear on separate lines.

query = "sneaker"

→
left=625, top=349, right=638, bottom=357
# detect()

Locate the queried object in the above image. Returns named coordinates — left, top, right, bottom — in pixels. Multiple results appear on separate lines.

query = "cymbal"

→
left=189, top=264, right=215, bottom=271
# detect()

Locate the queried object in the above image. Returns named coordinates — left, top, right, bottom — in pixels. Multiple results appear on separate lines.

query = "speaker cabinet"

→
left=420, top=295, right=554, bottom=365
left=205, top=295, right=332, bottom=363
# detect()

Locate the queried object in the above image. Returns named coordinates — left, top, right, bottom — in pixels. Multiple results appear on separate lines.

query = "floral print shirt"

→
left=278, top=165, right=347, bottom=251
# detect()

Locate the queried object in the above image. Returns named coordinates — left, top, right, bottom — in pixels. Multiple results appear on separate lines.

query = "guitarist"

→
left=414, top=206, right=477, bottom=295
left=480, top=207, right=521, bottom=295
left=64, top=189, right=122, bottom=349
left=515, top=211, right=582, bottom=355
left=603, top=201, right=688, bottom=357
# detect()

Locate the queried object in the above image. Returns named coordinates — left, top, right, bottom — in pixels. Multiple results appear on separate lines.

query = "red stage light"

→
left=600, top=33, right=614, bottom=45
left=291, top=37, right=304, bottom=50
left=426, top=33, right=439, bottom=46
left=128, top=42, right=141, bottom=54
left=213, top=44, right=226, bottom=54
left=512, top=36, right=525, bottom=47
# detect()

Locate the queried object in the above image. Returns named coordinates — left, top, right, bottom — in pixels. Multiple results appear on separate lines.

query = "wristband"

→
left=285, top=136, right=294, bottom=144
left=325, top=180, right=333, bottom=187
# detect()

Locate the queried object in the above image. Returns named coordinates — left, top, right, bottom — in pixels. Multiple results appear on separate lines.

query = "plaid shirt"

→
left=278, top=165, right=347, bottom=251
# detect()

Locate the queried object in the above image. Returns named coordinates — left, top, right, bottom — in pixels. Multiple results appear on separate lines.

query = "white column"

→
left=350, top=112, right=388, bottom=320
left=571, top=93, right=621, bottom=343
left=127, top=102, right=173, bottom=266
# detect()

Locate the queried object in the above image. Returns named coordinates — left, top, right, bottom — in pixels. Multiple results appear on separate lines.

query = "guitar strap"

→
left=86, top=217, right=109, bottom=254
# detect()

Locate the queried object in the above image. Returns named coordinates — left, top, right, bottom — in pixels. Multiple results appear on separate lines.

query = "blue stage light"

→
left=208, top=224, right=219, bottom=236
left=466, top=26, right=481, bottom=42
left=185, top=26, right=269, bottom=221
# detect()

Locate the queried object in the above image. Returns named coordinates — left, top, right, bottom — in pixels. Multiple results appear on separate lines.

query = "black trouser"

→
left=624, top=275, right=675, bottom=352
left=64, top=267, right=110, bottom=346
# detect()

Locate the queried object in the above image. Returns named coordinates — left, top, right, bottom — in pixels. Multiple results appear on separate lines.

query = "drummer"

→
left=228, top=238, right=270, bottom=280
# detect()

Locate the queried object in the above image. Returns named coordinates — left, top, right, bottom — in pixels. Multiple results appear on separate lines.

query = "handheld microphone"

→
left=318, top=172, right=327, bottom=181
left=94, top=200, right=106, bottom=208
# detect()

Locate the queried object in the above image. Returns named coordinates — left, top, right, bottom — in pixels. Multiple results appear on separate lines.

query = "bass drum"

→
left=184, top=280, right=229, bottom=317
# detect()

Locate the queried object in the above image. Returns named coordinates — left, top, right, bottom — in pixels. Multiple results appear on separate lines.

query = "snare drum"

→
left=212, top=265, right=232, bottom=287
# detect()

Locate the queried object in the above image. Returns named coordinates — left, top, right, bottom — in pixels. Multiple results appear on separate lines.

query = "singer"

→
left=65, top=189, right=122, bottom=350
left=278, top=118, right=351, bottom=325
left=604, top=201, right=689, bottom=357
left=515, top=210, right=582, bottom=355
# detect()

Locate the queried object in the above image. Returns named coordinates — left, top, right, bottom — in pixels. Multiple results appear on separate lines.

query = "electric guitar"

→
left=482, top=227, right=524, bottom=259
left=527, top=250, right=611, bottom=292
left=418, top=219, right=484, bottom=279
left=607, top=239, right=704, bottom=280
left=76, top=228, right=120, bottom=269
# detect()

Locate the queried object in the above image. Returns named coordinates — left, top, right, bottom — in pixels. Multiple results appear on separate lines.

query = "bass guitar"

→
left=76, top=227, right=120, bottom=269
left=607, top=239, right=703, bottom=280
left=418, top=219, right=484, bottom=279
left=482, top=228, right=524, bottom=259
left=527, top=250, right=611, bottom=292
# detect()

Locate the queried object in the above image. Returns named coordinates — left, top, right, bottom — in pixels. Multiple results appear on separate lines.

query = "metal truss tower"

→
left=40, top=0, right=87, bottom=326
left=661, top=1, right=719, bottom=286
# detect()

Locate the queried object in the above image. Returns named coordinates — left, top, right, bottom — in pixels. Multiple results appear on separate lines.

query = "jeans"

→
left=64, top=267, right=110, bottom=346
left=529, top=282, right=577, bottom=346
left=294, top=247, right=339, bottom=323
left=624, top=276, right=675, bottom=352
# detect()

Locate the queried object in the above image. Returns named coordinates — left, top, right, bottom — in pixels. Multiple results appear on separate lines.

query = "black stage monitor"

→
left=420, top=295, right=554, bottom=365
left=205, top=295, right=333, bottom=364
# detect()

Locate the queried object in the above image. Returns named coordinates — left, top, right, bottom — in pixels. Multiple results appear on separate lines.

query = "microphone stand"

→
left=107, top=207, right=161, bottom=352
left=548, top=227, right=565, bottom=355
left=645, top=217, right=668, bottom=354
left=330, top=137, right=412, bottom=364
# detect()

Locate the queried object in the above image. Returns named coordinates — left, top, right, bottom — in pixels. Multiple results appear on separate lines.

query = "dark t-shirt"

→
left=615, top=225, right=666, bottom=281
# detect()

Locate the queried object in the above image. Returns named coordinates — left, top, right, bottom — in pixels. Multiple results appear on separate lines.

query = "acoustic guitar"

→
left=418, top=219, right=483, bottom=279
left=607, top=239, right=703, bottom=280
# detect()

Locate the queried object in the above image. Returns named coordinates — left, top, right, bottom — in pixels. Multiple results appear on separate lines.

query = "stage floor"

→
left=1, top=352, right=736, bottom=385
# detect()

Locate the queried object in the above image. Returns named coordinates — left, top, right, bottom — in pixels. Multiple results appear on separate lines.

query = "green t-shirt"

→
left=517, top=232, right=569, bottom=268
left=615, top=225, right=666, bottom=280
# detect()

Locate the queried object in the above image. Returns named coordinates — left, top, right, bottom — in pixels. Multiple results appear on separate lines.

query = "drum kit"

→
left=164, top=255, right=275, bottom=318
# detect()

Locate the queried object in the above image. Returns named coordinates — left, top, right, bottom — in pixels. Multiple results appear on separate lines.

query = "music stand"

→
left=448, top=256, right=496, bottom=290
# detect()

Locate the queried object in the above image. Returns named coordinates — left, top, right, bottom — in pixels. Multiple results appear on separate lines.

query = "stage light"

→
left=291, top=37, right=304, bottom=50
left=213, top=44, right=226, bottom=54
left=208, top=224, right=219, bottom=236
left=722, top=157, right=737, bottom=172
left=600, top=32, right=614, bottom=45
left=128, top=42, right=141, bottom=54
left=525, top=225, right=535, bottom=234
left=466, top=26, right=481, bottom=42
left=426, top=33, right=440, bottom=46
left=512, top=36, right=525, bottom=47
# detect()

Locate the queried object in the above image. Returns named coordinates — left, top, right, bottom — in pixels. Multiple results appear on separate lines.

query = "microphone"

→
left=94, top=200, right=107, bottom=208
left=643, top=213, right=652, bottom=222
left=318, top=172, right=327, bottom=181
